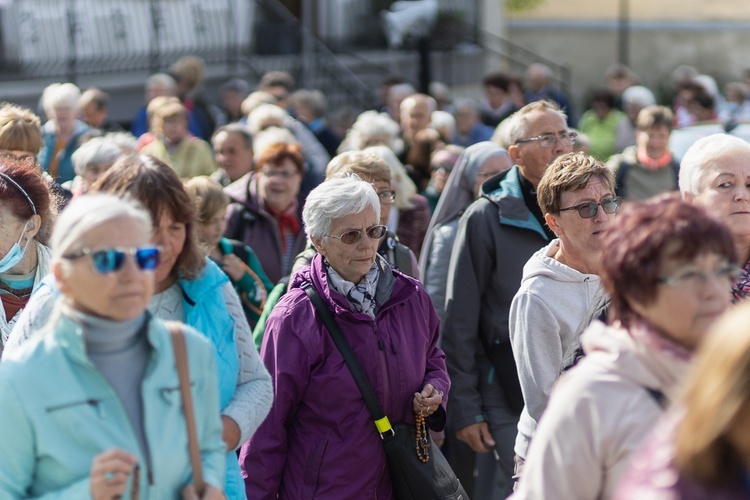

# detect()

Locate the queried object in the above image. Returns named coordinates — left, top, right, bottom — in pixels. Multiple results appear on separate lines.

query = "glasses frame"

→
left=658, top=264, right=743, bottom=290
left=558, top=197, right=620, bottom=219
left=325, top=225, right=387, bottom=245
left=63, top=246, right=161, bottom=274
left=377, top=190, right=397, bottom=204
left=515, top=131, right=578, bottom=149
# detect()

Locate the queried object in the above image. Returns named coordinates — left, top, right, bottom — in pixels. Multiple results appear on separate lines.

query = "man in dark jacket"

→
left=441, top=100, right=574, bottom=497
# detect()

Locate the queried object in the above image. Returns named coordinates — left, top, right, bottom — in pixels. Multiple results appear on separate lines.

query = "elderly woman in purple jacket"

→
left=240, top=176, right=450, bottom=499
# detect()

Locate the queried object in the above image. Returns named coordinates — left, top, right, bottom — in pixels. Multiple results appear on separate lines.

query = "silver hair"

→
left=679, top=134, right=750, bottom=195
left=247, top=103, right=289, bottom=135
left=146, top=73, right=177, bottom=93
left=303, top=176, right=380, bottom=239
left=252, top=126, right=298, bottom=161
left=429, top=111, right=456, bottom=138
left=71, top=137, right=123, bottom=175
left=51, top=194, right=153, bottom=264
left=505, top=101, right=567, bottom=145
left=42, top=82, right=81, bottom=113
left=339, top=110, right=404, bottom=155
left=453, top=97, right=480, bottom=114
left=400, top=93, right=437, bottom=115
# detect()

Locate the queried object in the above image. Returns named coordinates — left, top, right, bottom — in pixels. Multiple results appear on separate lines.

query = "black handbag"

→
left=304, top=285, right=469, bottom=500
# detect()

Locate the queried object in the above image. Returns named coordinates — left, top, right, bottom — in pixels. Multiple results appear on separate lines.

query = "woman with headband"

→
left=0, top=154, right=56, bottom=355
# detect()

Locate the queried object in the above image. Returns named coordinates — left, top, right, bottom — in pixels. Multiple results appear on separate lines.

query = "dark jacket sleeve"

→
left=441, top=200, right=497, bottom=430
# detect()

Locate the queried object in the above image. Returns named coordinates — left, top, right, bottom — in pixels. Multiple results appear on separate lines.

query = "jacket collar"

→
left=482, top=165, right=549, bottom=240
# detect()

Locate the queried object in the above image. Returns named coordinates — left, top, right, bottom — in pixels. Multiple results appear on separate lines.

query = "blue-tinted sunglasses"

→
left=64, top=247, right=160, bottom=274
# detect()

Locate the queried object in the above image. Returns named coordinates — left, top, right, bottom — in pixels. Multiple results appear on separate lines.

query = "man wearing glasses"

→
left=509, top=152, right=619, bottom=484
left=441, top=100, right=574, bottom=497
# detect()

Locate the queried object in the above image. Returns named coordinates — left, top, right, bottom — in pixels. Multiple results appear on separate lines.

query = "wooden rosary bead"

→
left=415, top=409, right=430, bottom=463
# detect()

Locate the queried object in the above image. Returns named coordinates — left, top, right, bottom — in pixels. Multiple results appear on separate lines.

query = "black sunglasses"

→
left=63, top=247, right=161, bottom=274
left=558, top=197, right=620, bottom=219
left=326, top=225, right=387, bottom=245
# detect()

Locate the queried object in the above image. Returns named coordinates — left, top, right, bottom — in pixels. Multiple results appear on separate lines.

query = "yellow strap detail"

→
left=374, top=416, right=392, bottom=434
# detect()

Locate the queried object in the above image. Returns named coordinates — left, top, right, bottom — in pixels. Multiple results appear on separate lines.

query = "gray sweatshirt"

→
left=509, top=239, right=606, bottom=459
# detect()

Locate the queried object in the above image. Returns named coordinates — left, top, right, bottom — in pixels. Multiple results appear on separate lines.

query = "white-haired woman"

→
left=339, top=110, right=405, bottom=156
left=680, top=133, right=750, bottom=301
left=0, top=194, right=225, bottom=498
left=63, top=137, right=123, bottom=199
left=240, top=176, right=450, bottom=499
left=39, top=82, right=90, bottom=184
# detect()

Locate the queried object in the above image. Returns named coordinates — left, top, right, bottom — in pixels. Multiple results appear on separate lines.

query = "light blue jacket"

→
left=6, top=259, right=245, bottom=499
left=0, top=310, right=226, bottom=499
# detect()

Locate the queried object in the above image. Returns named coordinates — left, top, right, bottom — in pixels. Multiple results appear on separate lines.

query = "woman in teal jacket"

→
left=0, top=194, right=226, bottom=498
left=8, top=155, right=274, bottom=500
left=185, top=176, right=274, bottom=329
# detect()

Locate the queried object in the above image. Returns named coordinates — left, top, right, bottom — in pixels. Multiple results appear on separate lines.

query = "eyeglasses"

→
left=63, top=247, right=160, bottom=274
left=558, top=197, right=620, bottom=219
left=261, top=168, right=299, bottom=179
left=515, top=132, right=577, bottom=148
left=658, top=264, right=742, bottom=293
left=377, top=190, right=396, bottom=205
left=325, top=225, right=387, bottom=244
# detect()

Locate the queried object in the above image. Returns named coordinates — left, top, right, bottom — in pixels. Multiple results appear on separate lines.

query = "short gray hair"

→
left=146, top=73, right=177, bottom=94
left=42, top=82, right=81, bottom=112
left=72, top=137, right=123, bottom=175
left=247, top=104, right=288, bottom=135
left=51, top=194, right=152, bottom=264
left=506, top=100, right=567, bottom=145
left=679, top=134, right=750, bottom=195
left=303, top=176, right=380, bottom=239
left=340, top=110, right=404, bottom=155
left=253, top=126, right=298, bottom=161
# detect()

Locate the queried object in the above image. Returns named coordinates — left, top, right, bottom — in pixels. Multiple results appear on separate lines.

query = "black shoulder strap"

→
left=644, top=387, right=668, bottom=410
left=303, top=285, right=394, bottom=437
left=615, top=161, right=630, bottom=199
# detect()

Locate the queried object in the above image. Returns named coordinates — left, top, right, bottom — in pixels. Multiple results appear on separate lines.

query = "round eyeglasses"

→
left=558, top=197, right=620, bottom=219
left=325, top=225, right=387, bottom=245
left=63, top=247, right=161, bottom=274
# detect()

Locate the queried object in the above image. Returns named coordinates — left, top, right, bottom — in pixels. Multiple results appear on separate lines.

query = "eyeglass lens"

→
left=91, top=248, right=160, bottom=274
left=337, top=225, right=387, bottom=244
left=577, top=198, right=619, bottom=218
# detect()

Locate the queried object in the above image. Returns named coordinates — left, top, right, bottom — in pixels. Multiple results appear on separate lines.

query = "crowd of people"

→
left=1, top=53, right=750, bottom=499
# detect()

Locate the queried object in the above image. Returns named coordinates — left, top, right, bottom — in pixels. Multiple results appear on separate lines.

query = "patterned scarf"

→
left=326, top=261, right=379, bottom=319
left=732, top=258, right=750, bottom=303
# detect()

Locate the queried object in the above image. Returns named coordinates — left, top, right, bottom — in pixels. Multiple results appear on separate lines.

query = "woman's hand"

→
left=182, top=483, right=225, bottom=499
left=89, top=449, right=138, bottom=500
left=220, top=254, right=246, bottom=282
left=412, top=383, right=443, bottom=416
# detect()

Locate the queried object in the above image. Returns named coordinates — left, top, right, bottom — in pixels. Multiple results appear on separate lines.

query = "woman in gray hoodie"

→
left=509, top=152, right=618, bottom=476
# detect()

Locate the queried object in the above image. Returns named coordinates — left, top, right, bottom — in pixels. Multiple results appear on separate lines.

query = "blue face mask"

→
left=0, top=222, right=30, bottom=274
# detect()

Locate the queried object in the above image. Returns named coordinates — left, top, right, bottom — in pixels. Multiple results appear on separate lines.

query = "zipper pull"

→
left=390, top=342, right=397, bottom=355
left=378, top=340, right=384, bottom=351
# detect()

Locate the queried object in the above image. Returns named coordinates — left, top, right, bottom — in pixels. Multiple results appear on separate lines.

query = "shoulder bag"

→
left=166, top=322, right=207, bottom=497
left=304, top=285, right=468, bottom=500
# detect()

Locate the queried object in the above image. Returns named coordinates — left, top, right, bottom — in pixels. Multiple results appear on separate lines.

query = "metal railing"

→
left=0, top=0, right=253, bottom=80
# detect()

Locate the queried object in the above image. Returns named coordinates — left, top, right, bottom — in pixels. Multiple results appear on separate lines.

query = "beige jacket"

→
left=512, top=321, right=691, bottom=500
